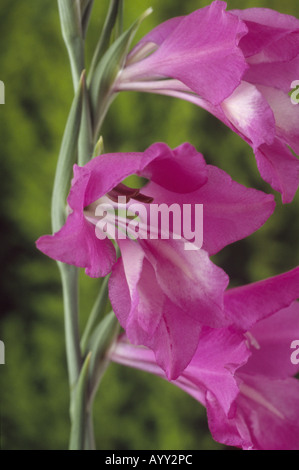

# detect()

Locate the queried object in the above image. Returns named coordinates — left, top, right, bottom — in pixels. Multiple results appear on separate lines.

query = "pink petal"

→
left=144, top=164, right=275, bottom=256
left=141, top=142, right=208, bottom=193
left=182, top=328, right=250, bottom=415
left=111, top=327, right=250, bottom=415
left=108, top=241, right=146, bottom=334
left=196, top=165, right=275, bottom=255
left=206, top=391, right=253, bottom=449
left=149, top=297, right=203, bottom=379
left=256, top=85, right=299, bottom=154
left=109, top=236, right=230, bottom=379
left=75, top=150, right=159, bottom=208
left=224, top=267, right=299, bottom=330
left=221, top=81, right=276, bottom=148
left=233, top=7, right=299, bottom=30
left=128, top=16, right=183, bottom=55
left=243, top=55, right=299, bottom=93
left=207, top=373, right=299, bottom=450
left=236, top=373, right=299, bottom=450
left=255, top=138, right=299, bottom=203
left=36, top=215, right=116, bottom=278
left=36, top=167, right=116, bottom=277
left=124, top=1, right=248, bottom=105
left=141, top=238, right=229, bottom=328
left=232, top=8, right=299, bottom=62
left=109, top=240, right=203, bottom=379
left=240, top=302, right=299, bottom=379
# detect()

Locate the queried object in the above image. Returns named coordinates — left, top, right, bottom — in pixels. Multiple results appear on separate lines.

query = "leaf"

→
left=87, top=312, right=120, bottom=403
left=89, top=8, right=153, bottom=135
left=80, top=0, right=94, bottom=38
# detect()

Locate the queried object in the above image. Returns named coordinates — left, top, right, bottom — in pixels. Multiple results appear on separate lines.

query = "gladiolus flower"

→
left=116, top=2, right=299, bottom=202
left=37, top=142, right=274, bottom=378
left=110, top=267, right=299, bottom=449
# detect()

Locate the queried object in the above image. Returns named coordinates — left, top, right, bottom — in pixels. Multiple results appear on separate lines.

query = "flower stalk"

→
left=53, top=0, right=128, bottom=450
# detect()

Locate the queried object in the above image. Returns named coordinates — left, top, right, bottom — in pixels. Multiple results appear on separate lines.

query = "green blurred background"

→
left=0, top=0, right=298, bottom=450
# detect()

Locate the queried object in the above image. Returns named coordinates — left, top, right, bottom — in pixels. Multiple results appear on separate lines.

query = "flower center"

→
left=83, top=182, right=154, bottom=241
left=107, top=182, right=153, bottom=204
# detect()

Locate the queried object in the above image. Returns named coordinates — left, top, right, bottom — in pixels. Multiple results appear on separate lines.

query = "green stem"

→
left=50, top=57, right=84, bottom=446
left=60, top=264, right=82, bottom=387
left=55, top=0, right=125, bottom=451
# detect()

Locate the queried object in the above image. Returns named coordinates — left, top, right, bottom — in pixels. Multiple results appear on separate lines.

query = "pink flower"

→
left=119, top=1, right=248, bottom=106
left=116, top=3, right=299, bottom=202
left=224, top=7, right=299, bottom=203
left=208, top=302, right=299, bottom=450
left=37, top=142, right=274, bottom=379
left=110, top=267, right=299, bottom=449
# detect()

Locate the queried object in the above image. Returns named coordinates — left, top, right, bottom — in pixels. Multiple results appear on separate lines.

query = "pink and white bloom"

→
left=110, top=267, right=299, bottom=449
left=37, top=142, right=274, bottom=378
left=116, top=3, right=299, bottom=202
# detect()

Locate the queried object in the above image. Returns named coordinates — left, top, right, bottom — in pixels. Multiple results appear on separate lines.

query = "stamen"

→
left=132, top=193, right=154, bottom=204
left=244, top=332, right=260, bottom=350
left=107, top=183, right=140, bottom=203
left=107, top=182, right=154, bottom=204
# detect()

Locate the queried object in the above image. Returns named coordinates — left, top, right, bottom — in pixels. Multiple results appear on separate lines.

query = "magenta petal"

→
left=236, top=374, right=299, bottom=450
left=128, top=16, right=183, bottom=53
left=108, top=240, right=146, bottom=334
left=76, top=151, right=159, bottom=208
left=233, top=7, right=299, bottom=30
left=244, top=55, right=299, bottom=93
left=224, top=267, right=299, bottom=330
left=182, top=328, right=250, bottom=415
left=197, top=165, right=275, bottom=255
left=36, top=212, right=116, bottom=277
left=149, top=298, right=202, bottom=379
left=144, top=164, right=275, bottom=256
left=141, top=142, right=208, bottom=193
left=36, top=165, right=116, bottom=277
left=127, top=1, right=248, bottom=105
left=206, top=391, right=253, bottom=449
left=109, top=240, right=204, bottom=379
left=233, top=8, right=299, bottom=61
left=111, top=327, right=250, bottom=415
left=241, top=302, right=299, bottom=379
left=142, top=238, right=229, bottom=328
left=207, top=373, right=299, bottom=450
left=109, top=236, right=230, bottom=378
left=255, top=139, right=299, bottom=203
left=256, top=85, right=299, bottom=155
left=221, top=81, right=276, bottom=149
